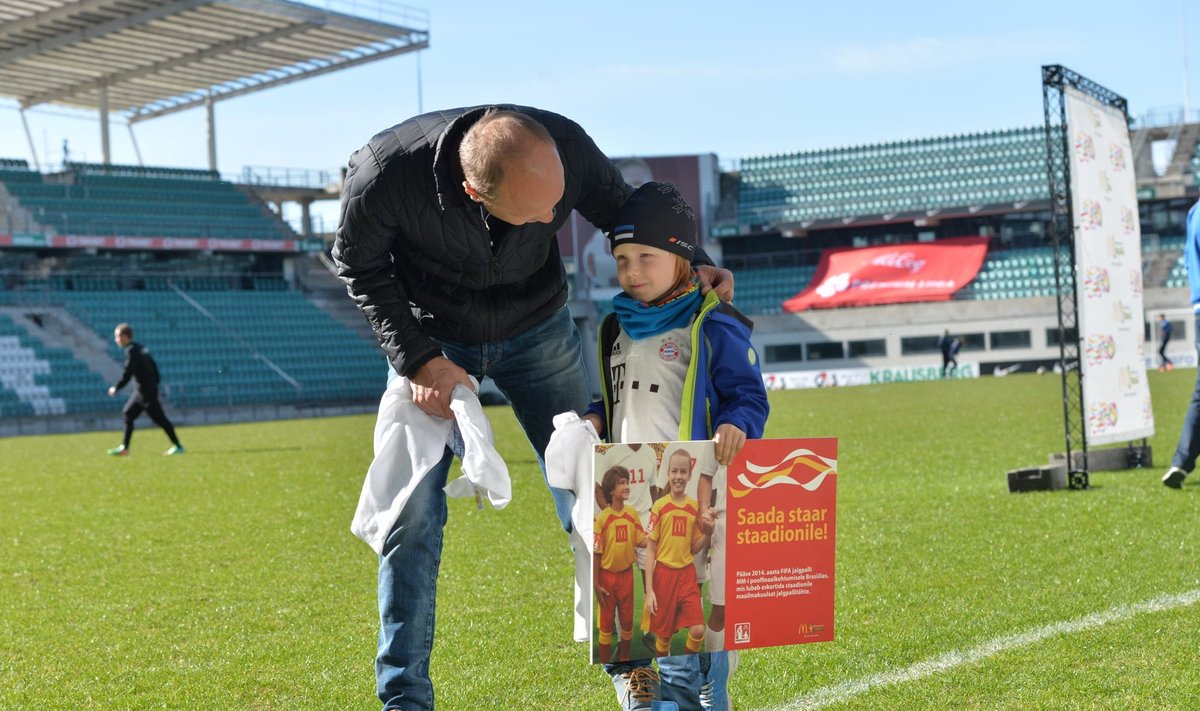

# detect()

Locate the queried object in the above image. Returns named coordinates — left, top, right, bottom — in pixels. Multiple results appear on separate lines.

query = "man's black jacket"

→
left=332, top=104, right=711, bottom=379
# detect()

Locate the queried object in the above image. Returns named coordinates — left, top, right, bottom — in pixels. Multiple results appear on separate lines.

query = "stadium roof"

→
left=0, top=0, right=428, bottom=122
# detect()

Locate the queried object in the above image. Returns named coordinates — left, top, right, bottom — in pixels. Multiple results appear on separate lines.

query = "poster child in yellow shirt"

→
left=594, top=465, right=649, bottom=663
left=645, top=448, right=714, bottom=658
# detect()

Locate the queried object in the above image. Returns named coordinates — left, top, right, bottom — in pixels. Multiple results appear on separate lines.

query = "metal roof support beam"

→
left=18, top=21, right=321, bottom=108
left=206, top=90, right=217, bottom=172
left=218, top=0, right=426, bottom=38
left=0, top=0, right=124, bottom=45
left=128, top=36, right=428, bottom=123
left=100, top=84, right=111, bottom=164
left=0, top=0, right=213, bottom=67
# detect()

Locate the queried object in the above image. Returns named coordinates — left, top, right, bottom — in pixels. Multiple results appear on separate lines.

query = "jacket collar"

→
left=432, top=106, right=491, bottom=213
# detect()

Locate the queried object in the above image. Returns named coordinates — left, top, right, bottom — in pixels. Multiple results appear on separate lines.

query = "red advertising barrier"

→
left=783, top=236, right=990, bottom=312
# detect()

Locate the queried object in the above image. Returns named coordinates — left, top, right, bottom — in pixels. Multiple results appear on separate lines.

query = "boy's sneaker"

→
left=699, top=650, right=738, bottom=711
left=164, top=445, right=186, bottom=456
left=1162, top=466, right=1187, bottom=489
left=107, top=445, right=129, bottom=456
left=611, top=664, right=660, bottom=711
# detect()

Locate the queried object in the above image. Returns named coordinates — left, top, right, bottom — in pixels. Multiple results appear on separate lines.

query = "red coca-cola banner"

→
left=783, top=236, right=990, bottom=312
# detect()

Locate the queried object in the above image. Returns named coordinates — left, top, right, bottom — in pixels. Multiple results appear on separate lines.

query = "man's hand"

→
left=696, top=265, right=734, bottom=302
left=410, top=356, right=474, bottom=419
left=107, top=386, right=116, bottom=397
left=583, top=412, right=604, bottom=438
left=713, top=423, right=746, bottom=466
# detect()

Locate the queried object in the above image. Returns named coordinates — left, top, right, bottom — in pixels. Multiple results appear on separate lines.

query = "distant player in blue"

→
left=1164, top=199, right=1200, bottom=489
left=1157, top=314, right=1173, bottom=371
left=939, top=330, right=960, bottom=378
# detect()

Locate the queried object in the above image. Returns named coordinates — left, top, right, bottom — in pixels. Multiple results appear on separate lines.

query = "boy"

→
left=645, top=448, right=714, bottom=658
left=594, top=465, right=649, bottom=663
left=585, top=182, right=769, bottom=711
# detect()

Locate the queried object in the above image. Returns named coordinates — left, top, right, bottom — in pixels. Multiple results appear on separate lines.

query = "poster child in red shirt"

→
left=594, top=465, right=649, bottom=663
left=645, top=448, right=715, bottom=658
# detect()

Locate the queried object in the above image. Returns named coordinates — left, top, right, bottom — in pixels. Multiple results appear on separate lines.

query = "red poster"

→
left=783, top=236, right=989, bottom=311
left=725, top=437, right=837, bottom=650
left=590, top=438, right=836, bottom=663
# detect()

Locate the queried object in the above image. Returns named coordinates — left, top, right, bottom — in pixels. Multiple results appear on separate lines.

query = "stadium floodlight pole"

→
left=416, top=48, right=424, bottom=115
left=127, top=123, right=144, bottom=166
left=1184, top=0, right=1192, bottom=120
left=18, top=109, right=39, bottom=171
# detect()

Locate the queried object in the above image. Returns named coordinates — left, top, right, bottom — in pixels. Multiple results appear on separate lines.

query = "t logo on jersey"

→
left=671, top=517, right=687, bottom=536
left=615, top=526, right=628, bottom=543
left=609, top=363, right=626, bottom=406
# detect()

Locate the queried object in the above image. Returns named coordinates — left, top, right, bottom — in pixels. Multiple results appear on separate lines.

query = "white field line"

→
left=766, top=588, right=1200, bottom=710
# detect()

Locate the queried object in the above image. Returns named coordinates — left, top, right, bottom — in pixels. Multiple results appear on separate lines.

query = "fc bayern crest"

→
left=659, top=339, right=680, bottom=362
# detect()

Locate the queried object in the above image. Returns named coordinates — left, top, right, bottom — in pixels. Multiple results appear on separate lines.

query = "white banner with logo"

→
left=763, top=363, right=979, bottom=390
left=1065, top=87, right=1155, bottom=445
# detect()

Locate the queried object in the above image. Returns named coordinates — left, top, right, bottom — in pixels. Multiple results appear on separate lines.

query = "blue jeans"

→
left=376, top=306, right=592, bottom=710
left=1171, top=314, right=1200, bottom=472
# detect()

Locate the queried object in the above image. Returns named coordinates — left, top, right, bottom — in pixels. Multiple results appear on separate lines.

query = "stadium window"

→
left=989, top=330, right=1032, bottom=349
left=1145, top=319, right=1183, bottom=341
left=765, top=343, right=805, bottom=363
left=1045, top=327, right=1079, bottom=347
left=957, top=333, right=986, bottom=351
left=806, top=341, right=845, bottom=361
left=848, top=339, right=886, bottom=357
left=901, top=335, right=942, bottom=355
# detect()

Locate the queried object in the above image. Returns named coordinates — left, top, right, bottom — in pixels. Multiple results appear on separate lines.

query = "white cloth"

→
left=350, top=375, right=510, bottom=555
left=544, top=411, right=602, bottom=642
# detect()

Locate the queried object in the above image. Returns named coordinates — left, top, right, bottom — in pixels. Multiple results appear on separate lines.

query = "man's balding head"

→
left=460, top=110, right=564, bottom=225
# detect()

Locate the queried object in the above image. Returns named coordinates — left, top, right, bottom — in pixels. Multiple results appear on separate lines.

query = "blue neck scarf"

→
left=612, top=281, right=703, bottom=340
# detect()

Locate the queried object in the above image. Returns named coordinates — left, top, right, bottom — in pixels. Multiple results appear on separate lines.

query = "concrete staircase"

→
left=288, top=253, right=378, bottom=342
left=0, top=305, right=122, bottom=383
left=1166, top=122, right=1200, bottom=179
left=1144, top=249, right=1182, bottom=290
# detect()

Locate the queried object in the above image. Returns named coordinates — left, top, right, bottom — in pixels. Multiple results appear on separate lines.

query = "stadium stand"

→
left=0, top=249, right=386, bottom=419
left=737, top=127, right=1050, bottom=227
left=1, top=161, right=296, bottom=240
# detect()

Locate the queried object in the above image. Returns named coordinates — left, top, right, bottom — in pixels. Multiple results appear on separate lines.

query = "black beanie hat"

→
left=608, top=182, right=696, bottom=260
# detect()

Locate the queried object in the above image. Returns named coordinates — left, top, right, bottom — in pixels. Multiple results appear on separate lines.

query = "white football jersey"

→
left=593, top=443, right=660, bottom=528
left=609, top=324, right=691, bottom=444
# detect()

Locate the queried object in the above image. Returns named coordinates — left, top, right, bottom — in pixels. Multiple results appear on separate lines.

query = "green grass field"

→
left=3, top=371, right=1199, bottom=710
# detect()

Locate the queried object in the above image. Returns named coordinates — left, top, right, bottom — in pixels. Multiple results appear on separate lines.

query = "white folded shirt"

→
left=351, top=375, right=510, bottom=555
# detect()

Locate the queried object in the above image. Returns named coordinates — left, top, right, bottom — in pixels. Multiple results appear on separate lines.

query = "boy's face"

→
left=613, top=242, right=678, bottom=304
left=113, top=329, right=130, bottom=347
left=612, top=477, right=630, bottom=504
left=666, top=453, right=692, bottom=496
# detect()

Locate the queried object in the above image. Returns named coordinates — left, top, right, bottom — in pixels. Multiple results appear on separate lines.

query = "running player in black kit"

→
left=106, top=322, right=184, bottom=456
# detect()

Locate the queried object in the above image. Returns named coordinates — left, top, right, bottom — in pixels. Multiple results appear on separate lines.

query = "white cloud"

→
left=826, top=35, right=1061, bottom=75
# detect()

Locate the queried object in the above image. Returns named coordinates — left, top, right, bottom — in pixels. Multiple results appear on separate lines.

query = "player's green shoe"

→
left=164, top=445, right=186, bottom=456
left=107, top=445, right=129, bottom=456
